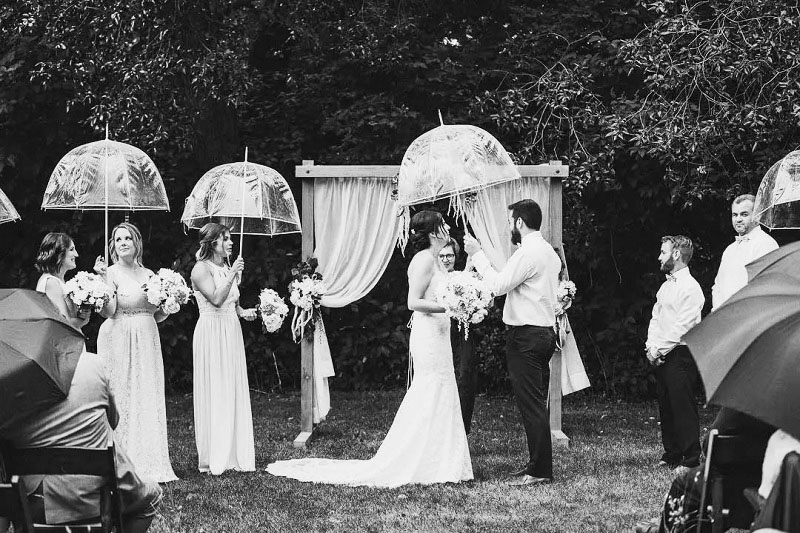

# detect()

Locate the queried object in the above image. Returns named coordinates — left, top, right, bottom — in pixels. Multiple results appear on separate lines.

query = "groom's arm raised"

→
left=463, top=235, right=532, bottom=297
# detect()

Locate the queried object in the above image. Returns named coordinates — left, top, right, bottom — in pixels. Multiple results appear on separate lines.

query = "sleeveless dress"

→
left=97, top=268, right=177, bottom=483
left=266, top=270, right=473, bottom=487
left=192, top=261, right=255, bottom=474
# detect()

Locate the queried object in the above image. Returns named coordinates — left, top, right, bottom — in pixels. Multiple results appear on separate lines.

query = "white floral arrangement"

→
left=288, top=258, right=327, bottom=342
left=258, top=288, right=289, bottom=333
left=436, top=270, right=493, bottom=340
left=142, top=268, right=192, bottom=314
left=64, top=271, right=112, bottom=312
left=554, top=280, right=577, bottom=317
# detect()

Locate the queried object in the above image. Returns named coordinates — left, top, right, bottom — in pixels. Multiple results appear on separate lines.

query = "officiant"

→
left=439, top=237, right=480, bottom=435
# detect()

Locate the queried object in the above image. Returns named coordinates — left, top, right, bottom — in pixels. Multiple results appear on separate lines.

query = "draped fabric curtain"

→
left=311, top=177, right=403, bottom=421
left=467, top=178, right=590, bottom=395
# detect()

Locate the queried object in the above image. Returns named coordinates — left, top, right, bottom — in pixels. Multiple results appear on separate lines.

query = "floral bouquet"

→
left=554, top=279, right=577, bottom=349
left=289, top=257, right=327, bottom=342
left=436, top=271, right=493, bottom=340
left=258, top=288, right=289, bottom=333
left=64, top=271, right=113, bottom=313
left=142, top=268, right=192, bottom=314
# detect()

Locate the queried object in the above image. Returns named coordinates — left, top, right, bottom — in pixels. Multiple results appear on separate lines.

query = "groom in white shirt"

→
left=711, top=194, right=778, bottom=310
left=646, top=235, right=705, bottom=469
left=464, top=199, right=561, bottom=485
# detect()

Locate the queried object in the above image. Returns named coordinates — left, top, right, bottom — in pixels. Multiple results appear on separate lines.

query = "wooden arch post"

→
left=293, top=161, right=570, bottom=448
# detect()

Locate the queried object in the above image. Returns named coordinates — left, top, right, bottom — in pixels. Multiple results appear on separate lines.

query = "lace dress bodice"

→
left=113, top=270, right=158, bottom=318
left=194, top=262, right=239, bottom=315
left=409, top=268, right=452, bottom=379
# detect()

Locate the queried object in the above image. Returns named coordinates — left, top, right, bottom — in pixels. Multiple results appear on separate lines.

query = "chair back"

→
left=2, top=441, right=124, bottom=533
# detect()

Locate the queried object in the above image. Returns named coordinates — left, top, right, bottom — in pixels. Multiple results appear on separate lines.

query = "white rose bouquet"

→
left=289, top=258, right=327, bottom=342
left=436, top=270, right=493, bottom=340
left=258, top=288, right=289, bottom=333
left=142, top=268, right=192, bottom=315
left=554, top=279, right=577, bottom=349
left=64, top=271, right=113, bottom=313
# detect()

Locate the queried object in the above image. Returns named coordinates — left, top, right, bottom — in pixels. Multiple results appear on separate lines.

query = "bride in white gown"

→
left=267, top=210, right=473, bottom=487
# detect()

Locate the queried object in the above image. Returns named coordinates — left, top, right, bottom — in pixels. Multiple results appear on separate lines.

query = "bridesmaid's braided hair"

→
left=196, top=223, right=231, bottom=261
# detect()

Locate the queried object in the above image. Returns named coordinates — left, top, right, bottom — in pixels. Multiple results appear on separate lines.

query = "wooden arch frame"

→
left=293, top=160, right=570, bottom=449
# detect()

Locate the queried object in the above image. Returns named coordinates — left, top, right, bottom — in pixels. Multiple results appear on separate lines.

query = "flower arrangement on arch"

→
left=64, top=271, right=113, bottom=313
left=289, top=257, right=326, bottom=342
left=436, top=270, right=493, bottom=340
left=554, top=279, right=577, bottom=349
left=142, top=268, right=192, bottom=315
left=258, top=288, right=289, bottom=333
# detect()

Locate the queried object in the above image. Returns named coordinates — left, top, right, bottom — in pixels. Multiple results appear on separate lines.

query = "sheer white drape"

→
left=467, top=178, right=590, bottom=395
left=311, top=177, right=403, bottom=421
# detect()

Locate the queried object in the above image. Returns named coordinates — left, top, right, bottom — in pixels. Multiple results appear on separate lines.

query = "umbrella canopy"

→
left=684, top=271, right=800, bottom=440
left=396, top=123, right=520, bottom=208
left=0, top=289, right=85, bottom=436
left=180, top=158, right=301, bottom=238
left=746, top=240, right=800, bottom=281
left=0, top=186, right=20, bottom=224
left=754, top=150, right=800, bottom=229
left=41, top=139, right=169, bottom=212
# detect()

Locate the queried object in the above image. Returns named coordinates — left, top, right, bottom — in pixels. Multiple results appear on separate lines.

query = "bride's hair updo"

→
left=35, top=232, right=73, bottom=274
left=196, top=222, right=231, bottom=261
left=409, top=210, right=445, bottom=253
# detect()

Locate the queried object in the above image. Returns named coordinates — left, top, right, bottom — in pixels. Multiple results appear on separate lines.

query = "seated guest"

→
left=751, top=429, right=800, bottom=531
left=636, top=408, right=775, bottom=533
left=1, top=351, right=162, bottom=533
left=758, top=429, right=800, bottom=500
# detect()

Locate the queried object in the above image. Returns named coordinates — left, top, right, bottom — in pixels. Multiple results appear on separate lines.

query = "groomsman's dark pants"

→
left=654, top=345, right=701, bottom=468
left=450, top=321, right=478, bottom=434
left=506, top=324, right=557, bottom=479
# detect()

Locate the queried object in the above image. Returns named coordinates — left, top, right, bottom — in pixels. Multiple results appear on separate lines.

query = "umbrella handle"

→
left=239, top=147, right=248, bottom=258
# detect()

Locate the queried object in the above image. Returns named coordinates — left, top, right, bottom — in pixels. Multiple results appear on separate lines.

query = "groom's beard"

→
left=510, top=227, right=522, bottom=245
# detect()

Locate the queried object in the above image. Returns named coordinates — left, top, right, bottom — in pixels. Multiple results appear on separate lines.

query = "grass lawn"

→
left=151, top=391, right=717, bottom=533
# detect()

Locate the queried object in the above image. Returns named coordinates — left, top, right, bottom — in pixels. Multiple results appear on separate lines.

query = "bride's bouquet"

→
left=142, top=268, right=192, bottom=314
left=554, top=280, right=577, bottom=349
left=257, top=288, right=289, bottom=333
left=64, top=271, right=113, bottom=313
left=436, top=271, right=493, bottom=340
left=288, top=257, right=326, bottom=342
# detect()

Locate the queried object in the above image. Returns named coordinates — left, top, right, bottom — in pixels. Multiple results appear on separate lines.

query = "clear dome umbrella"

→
left=395, top=113, right=520, bottom=248
left=0, top=186, right=20, bottom=224
left=180, top=148, right=302, bottom=257
left=754, top=150, right=800, bottom=229
left=41, top=125, right=169, bottom=263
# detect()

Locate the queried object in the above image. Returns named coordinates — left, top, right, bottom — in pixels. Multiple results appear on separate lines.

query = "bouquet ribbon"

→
left=291, top=306, right=315, bottom=343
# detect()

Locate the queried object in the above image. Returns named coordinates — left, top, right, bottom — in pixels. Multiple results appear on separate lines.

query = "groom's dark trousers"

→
left=506, top=324, right=557, bottom=479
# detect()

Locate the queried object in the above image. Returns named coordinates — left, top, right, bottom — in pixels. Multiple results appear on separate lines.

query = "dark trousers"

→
left=655, top=345, right=701, bottom=467
left=451, top=322, right=478, bottom=434
left=506, top=325, right=557, bottom=479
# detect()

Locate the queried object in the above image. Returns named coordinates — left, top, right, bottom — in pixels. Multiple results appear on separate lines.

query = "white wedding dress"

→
left=266, top=270, right=473, bottom=487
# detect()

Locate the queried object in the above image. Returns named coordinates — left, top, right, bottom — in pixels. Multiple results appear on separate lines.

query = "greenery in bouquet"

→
left=64, top=271, right=112, bottom=313
left=143, top=268, right=192, bottom=315
left=436, top=270, right=493, bottom=340
left=258, top=288, right=289, bottom=333
left=289, top=257, right=327, bottom=342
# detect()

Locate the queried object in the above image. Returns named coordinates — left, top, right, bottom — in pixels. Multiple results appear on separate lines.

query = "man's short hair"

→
left=732, top=193, right=755, bottom=206
left=661, top=235, right=694, bottom=264
left=508, top=199, right=542, bottom=230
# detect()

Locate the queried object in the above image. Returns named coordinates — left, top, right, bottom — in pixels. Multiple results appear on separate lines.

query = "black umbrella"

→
left=746, top=240, right=800, bottom=281
left=0, top=289, right=85, bottom=435
left=684, top=266, right=800, bottom=440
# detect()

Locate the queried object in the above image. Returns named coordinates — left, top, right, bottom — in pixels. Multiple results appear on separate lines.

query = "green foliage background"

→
left=2, top=0, right=799, bottom=397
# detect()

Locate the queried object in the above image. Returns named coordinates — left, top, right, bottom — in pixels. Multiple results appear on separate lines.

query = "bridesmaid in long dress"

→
left=96, top=222, right=177, bottom=483
left=34, top=232, right=91, bottom=330
left=190, top=223, right=258, bottom=475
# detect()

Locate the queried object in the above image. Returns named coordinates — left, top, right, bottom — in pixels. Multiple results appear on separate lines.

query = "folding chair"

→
left=2, top=441, right=124, bottom=533
left=695, top=429, right=766, bottom=533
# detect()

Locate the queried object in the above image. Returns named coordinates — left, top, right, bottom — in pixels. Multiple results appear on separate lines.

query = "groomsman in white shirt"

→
left=464, top=199, right=561, bottom=486
left=646, top=235, right=705, bottom=469
left=711, top=194, right=778, bottom=310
